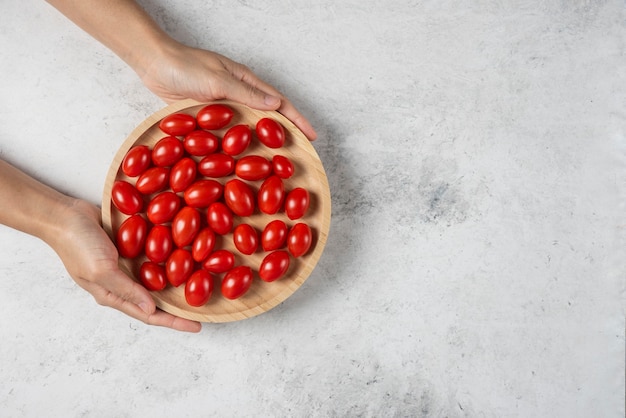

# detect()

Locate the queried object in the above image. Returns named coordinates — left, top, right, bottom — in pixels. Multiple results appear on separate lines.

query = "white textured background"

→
left=0, top=1, right=624, bottom=417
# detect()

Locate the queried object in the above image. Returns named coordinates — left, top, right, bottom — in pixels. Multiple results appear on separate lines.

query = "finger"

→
left=97, top=268, right=157, bottom=315
left=277, top=99, right=318, bottom=141
left=145, top=310, right=202, bottom=333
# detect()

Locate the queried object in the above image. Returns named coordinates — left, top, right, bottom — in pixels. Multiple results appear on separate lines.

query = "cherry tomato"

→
left=152, top=136, right=184, bottom=167
left=221, top=266, right=253, bottom=300
left=183, top=130, right=219, bottom=156
left=136, top=166, right=170, bottom=195
left=256, top=118, right=285, bottom=148
left=185, top=270, right=214, bottom=306
left=207, top=202, right=234, bottom=235
left=170, top=157, right=197, bottom=193
left=287, top=223, right=313, bottom=257
left=285, top=187, right=310, bottom=220
left=146, top=191, right=180, bottom=224
left=223, top=179, right=255, bottom=217
left=165, top=248, right=194, bottom=287
left=159, top=113, right=196, bottom=136
left=184, top=179, right=223, bottom=208
left=202, top=249, right=235, bottom=273
left=122, top=145, right=151, bottom=177
left=261, top=219, right=288, bottom=251
left=171, top=206, right=201, bottom=247
left=144, top=224, right=173, bottom=263
left=222, top=124, right=251, bottom=156
left=139, top=261, right=167, bottom=291
left=198, top=153, right=235, bottom=177
left=272, top=155, right=294, bottom=179
left=196, top=104, right=234, bottom=130
left=235, top=155, right=272, bottom=181
left=258, top=175, right=285, bottom=214
left=233, top=223, right=258, bottom=255
left=259, top=250, right=290, bottom=282
left=192, top=227, right=216, bottom=262
left=116, top=214, right=148, bottom=258
left=112, top=180, right=143, bottom=215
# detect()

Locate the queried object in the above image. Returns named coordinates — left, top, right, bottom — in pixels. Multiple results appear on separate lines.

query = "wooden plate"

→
left=101, top=99, right=331, bottom=322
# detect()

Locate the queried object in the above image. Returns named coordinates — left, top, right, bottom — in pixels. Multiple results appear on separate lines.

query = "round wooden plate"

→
left=101, top=99, right=331, bottom=322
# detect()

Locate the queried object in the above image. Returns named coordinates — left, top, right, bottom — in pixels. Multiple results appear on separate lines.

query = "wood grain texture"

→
left=101, top=99, right=331, bottom=322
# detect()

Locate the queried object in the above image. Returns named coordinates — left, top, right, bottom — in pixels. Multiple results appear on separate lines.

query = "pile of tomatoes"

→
left=111, top=103, right=314, bottom=307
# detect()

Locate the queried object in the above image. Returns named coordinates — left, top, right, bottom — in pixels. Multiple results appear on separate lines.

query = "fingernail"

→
left=139, top=302, right=151, bottom=315
left=264, top=95, right=280, bottom=107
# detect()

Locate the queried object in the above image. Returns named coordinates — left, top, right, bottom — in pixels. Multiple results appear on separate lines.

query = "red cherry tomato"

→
left=184, top=179, right=223, bottom=208
left=233, top=224, right=258, bottom=255
left=287, top=223, right=313, bottom=257
left=169, top=157, right=197, bottom=193
left=122, top=145, right=151, bottom=177
left=256, top=118, right=285, bottom=148
left=259, top=250, right=290, bottom=282
left=235, top=155, right=272, bottom=181
left=223, top=179, right=255, bottom=217
left=165, top=248, right=194, bottom=287
left=112, top=180, right=143, bottom=215
left=258, top=175, right=285, bottom=214
left=144, top=224, right=173, bottom=263
left=139, top=261, right=167, bottom=291
left=171, top=206, right=201, bottom=247
left=285, top=187, right=310, bottom=220
left=221, top=266, right=253, bottom=300
left=136, top=166, right=170, bottom=195
left=196, top=104, right=234, bottom=130
left=183, top=130, right=219, bottom=156
left=261, top=219, right=288, bottom=251
left=116, top=214, right=148, bottom=258
left=198, top=153, right=235, bottom=177
left=152, top=136, right=184, bottom=167
left=272, top=155, right=294, bottom=179
left=192, top=227, right=216, bottom=262
left=202, top=249, right=235, bottom=273
left=159, top=113, right=196, bottom=136
left=146, top=191, right=180, bottom=224
left=185, top=270, right=214, bottom=306
left=222, top=124, right=251, bottom=156
left=207, top=202, right=234, bottom=235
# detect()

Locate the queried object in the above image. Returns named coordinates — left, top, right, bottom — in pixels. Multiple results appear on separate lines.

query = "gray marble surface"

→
left=1, top=1, right=624, bottom=417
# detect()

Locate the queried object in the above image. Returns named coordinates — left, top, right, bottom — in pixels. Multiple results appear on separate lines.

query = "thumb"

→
left=221, top=77, right=282, bottom=111
left=98, top=268, right=156, bottom=316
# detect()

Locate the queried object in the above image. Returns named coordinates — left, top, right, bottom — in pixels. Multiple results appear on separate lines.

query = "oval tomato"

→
left=116, top=214, right=148, bottom=259
left=183, top=130, right=219, bottom=156
left=144, top=224, right=173, bottom=263
left=202, top=249, right=235, bottom=273
left=152, top=136, right=184, bottom=167
left=198, top=153, right=235, bottom=177
left=261, top=219, right=288, bottom=251
left=259, top=250, right=290, bottom=282
left=256, top=118, right=285, bottom=148
left=272, top=155, right=294, bottom=179
left=222, top=124, right=251, bottom=156
left=170, top=157, right=197, bottom=193
left=196, top=104, right=234, bottom=130
left=221, top=266, right=253, bottom=300
left=185, top=270, right=214, bottom=306
left=171, top=206, right=201, bottom=247
left=285, top=187, right=310, bottom=220
left=159, top=113, right=196, bottom=136
left=233, top=224, right=258, bottom=255
left=287, top=223, right=313, bottom=257
left=136, top=166, right=170, bottom=195
left=207, top=202, right=234, bottom=235
left=122, top=145, right=151, bottom=177
left=146, top=191, right=180, bottom=224
left=258, top=175, right=285, bottom=214
left=192, top=227, right=216, bottom=262
left=184, top=179, right=223, bottom=208
left=235, top=155, right=272, bottom=181
left=223, top=179, right=255, bottom=217
left=165, top=248, right=194, bottom=287
left=139, top=261, right=167, bottom=291
left=112, top=180, right=143, bottom=215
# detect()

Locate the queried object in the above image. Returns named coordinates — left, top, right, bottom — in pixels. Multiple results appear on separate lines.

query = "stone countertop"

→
left=0, top=1, right=623, bottom=416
